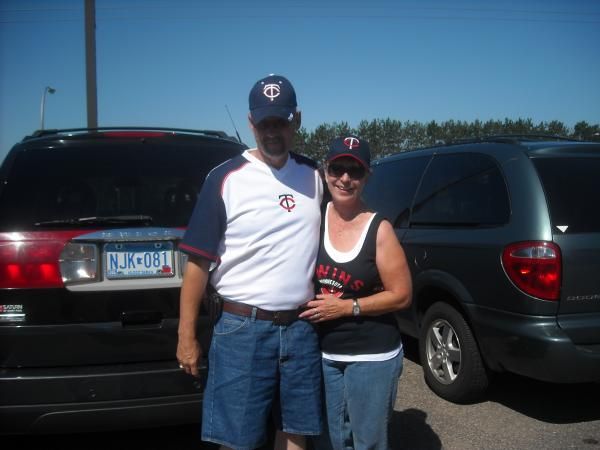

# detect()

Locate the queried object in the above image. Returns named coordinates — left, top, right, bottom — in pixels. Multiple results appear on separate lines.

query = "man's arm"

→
left=177, top=255, right=210, bottom=377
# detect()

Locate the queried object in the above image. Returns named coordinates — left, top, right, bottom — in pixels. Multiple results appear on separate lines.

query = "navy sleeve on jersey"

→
left=180, top=169, right=226, bottom=263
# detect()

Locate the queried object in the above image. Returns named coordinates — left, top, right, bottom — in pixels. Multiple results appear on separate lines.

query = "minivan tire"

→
left=419, top=302, right=489, bottom=403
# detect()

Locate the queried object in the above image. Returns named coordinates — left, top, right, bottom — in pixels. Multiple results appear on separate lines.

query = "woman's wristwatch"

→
left=352, top=298, right=361, bottom=316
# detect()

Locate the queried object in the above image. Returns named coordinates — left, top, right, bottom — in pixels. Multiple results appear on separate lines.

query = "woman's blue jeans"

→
left=315, top=349, right=404, bottom=450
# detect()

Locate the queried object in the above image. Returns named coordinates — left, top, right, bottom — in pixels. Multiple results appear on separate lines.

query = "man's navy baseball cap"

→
left=249, top=74, right=297, bottom=124
left=326, top=135, right=371, bottom=169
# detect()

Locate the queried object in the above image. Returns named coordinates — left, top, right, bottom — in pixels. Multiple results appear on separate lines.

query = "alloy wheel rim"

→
left=425, top=318, right=462, bottom=384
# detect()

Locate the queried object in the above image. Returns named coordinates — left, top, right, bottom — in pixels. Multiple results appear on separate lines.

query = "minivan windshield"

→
left=532, top=157, right=600, bottom=233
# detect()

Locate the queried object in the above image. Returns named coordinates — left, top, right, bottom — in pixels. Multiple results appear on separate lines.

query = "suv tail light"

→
left=179, top=250, right=189, bottom=275
left=502, top=241, right=561, bottom=301
left=0, top=240, right=65, bottom=288
left=0, top=232, right=96, bottom=289
left=59, top=243, right=98, bottom=285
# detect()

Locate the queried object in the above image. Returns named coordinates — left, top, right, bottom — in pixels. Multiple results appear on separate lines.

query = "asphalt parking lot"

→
left=392, top=338, right=600, bottom=450
left=10, top=336, right=600, bottom=450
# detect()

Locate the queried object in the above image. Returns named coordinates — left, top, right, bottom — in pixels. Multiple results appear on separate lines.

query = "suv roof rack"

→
left=448, top=134, right=578, bottom=145
left=24, top=127, right=240, bottom=142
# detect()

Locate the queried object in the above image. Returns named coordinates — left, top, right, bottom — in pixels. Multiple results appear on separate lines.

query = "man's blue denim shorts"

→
left=201, top=310, right=323, bottom=450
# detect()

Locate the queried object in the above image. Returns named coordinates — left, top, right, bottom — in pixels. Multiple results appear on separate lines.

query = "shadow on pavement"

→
left=487, top=372, right=600, bottom=424
left=389, top=408, right=442, bottom=450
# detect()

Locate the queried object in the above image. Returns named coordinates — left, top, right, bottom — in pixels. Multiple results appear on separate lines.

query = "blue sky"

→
left=1, top=0, right=599, bottom=162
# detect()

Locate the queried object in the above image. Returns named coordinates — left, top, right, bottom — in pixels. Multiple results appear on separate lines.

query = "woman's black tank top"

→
left=315, top=206, right=401, bottom=355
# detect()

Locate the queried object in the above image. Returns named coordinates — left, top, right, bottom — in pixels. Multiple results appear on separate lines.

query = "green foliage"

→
left=573, top=121, right=600, bottom=141
left=295, top=118, right=600, bottom=161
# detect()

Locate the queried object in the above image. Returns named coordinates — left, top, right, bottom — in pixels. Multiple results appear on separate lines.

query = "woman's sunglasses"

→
left=327, top=162, right=367, bottom=180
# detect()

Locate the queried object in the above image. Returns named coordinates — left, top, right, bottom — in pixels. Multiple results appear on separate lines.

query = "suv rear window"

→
left=532, top=157, right=600, bottom=233
left=0, top=142, right=240, bottom=231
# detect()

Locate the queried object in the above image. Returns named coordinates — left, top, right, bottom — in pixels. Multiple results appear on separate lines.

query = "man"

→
left=177, top=74, right=323, bottom=450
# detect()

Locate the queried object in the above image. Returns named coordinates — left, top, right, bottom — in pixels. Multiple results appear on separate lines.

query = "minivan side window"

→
left=364, top=155, right=430, bottom=228
left=410, top=153, right=509, bottom=227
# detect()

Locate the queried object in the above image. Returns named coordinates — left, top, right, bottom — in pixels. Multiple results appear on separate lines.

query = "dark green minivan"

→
left=363, top=136, right=600, bottom=402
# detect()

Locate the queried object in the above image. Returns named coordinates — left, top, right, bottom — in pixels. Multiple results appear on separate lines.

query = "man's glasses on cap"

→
left=327, top=162, right=367, bottom=180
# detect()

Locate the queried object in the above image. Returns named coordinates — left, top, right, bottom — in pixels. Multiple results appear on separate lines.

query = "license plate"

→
left=105, top=242, right=175, bottom=279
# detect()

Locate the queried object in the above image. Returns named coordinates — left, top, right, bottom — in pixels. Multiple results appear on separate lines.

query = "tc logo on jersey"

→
left=279, top=194, right=296, bottom=212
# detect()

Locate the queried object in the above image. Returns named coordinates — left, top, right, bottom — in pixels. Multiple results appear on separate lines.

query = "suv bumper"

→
left=0, top=361, right=206, bottom=435
left=467, top=304, right=600, bottom=383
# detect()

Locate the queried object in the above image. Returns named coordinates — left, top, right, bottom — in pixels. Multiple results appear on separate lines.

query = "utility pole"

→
left=84, top=0, right=98, bottom=128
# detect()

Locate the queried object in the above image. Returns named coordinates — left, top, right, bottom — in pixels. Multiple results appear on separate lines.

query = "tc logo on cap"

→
left=344, top=137, right=360, bottom=150
left=263, top=83, right=281, bottom=101
left=249, top=75, right=297, bottom=124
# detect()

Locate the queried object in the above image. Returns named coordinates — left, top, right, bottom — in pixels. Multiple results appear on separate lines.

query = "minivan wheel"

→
left=419, top=302, right=489, bottom=403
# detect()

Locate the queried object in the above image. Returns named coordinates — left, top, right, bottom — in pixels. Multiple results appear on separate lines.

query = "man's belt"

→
left=222, top=301, right=300, bottom=326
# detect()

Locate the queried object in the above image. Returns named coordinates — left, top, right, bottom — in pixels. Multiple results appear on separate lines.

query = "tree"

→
left=295, top=118, right=600, bottom=159
left=573, top=121, right=600, bottom=141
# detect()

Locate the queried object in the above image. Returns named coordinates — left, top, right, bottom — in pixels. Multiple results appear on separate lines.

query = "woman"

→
left=300, top=135, right=412, bottom=450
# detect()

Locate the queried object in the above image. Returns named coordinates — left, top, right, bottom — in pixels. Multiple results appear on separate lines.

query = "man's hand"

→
left=177, top=335, right=202, bottom=377
left=177, top=256, right=210, bottom=377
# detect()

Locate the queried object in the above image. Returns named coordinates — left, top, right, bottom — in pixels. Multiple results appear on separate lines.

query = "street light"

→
left=40, top=86, right=56, bottom=130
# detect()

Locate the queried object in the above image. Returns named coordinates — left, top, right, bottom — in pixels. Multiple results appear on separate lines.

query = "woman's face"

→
left=324, top=157, right=369, bottom=205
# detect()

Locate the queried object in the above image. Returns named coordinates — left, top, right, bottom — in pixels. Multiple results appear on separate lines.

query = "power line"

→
left=2, top=17, right=599, bottom=25
left=1, top=4, right=599, bottom=25
left=2, top=5, right=599, bottom=16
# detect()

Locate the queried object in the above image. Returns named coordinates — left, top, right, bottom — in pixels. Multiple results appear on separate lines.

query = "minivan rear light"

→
left=0, top=240, right=65, bottom=288
left=502, top=241, right=561, bottom=301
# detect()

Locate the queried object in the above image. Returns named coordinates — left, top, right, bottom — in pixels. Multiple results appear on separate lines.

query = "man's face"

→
left=250, top=114, right=298, bottom=159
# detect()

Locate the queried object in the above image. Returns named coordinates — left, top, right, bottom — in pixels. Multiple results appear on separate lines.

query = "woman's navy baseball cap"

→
left=326, top=135, right=371, bottom=169
left=249, top=74, right=297, bottom=125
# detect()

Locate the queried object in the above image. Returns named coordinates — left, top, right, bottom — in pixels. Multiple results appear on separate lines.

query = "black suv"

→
left=0, top=127, right=246, bottom=434
left=363, top=136, right=600, bottom=403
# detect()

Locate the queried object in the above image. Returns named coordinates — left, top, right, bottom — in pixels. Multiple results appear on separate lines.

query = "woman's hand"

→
left=299, top=294, right=352, bottom=323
